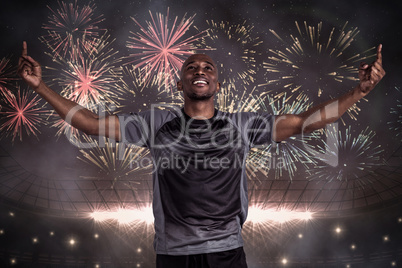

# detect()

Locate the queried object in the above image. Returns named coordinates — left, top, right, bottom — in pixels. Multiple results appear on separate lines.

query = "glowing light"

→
left=247, top=206, right=312, bottom=224
left=91, top=206, right=154, bottom=225
left=32, top=237, right=38, bottom=244
left=10, top=258, right=16, bottom=265
left=383, top=235, right=389, bottom=242
left=126, top=8, right=205, bottom=92
left=69, top=238, right=76, bottom=245
left=40, top=0, right=105, bottom=59
left=282, top=258, right=288, bottom=265
left=0, top=229, right=3, bottom=235
left=91, top=211, right=109, bottom=222
left=9, top=212, right=14, bottom=217
left=94, top=233, right=99, bottom=239
left=335, top=227, right=342, bottom=233
left=137, top=248, right=142, bottom=253
left=50, top=231, right=55, bottom=236
left=298, top=233, right=303, bottom=239
left=0, top=89, right=49, bottom=142
left=351, top=244, right=356, bottom=250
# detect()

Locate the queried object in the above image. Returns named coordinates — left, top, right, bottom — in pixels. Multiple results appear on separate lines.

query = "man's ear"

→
left=216, top=82, right=221, bottom=92
left=177, top=80, right=183, bottom=91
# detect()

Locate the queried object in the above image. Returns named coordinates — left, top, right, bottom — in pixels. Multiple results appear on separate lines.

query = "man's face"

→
left=177, top=54, right=220, bottom=101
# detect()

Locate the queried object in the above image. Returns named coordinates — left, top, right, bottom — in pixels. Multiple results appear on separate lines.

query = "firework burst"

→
left=309, top=125, right=384, bottom=188
left=0, top=88, right=49, bottom=141
left=78, top=136, right=152, bottom=185
left=263, top=21, right=374, bottom=121
left=60, top=33, right=122, bottom=109
left=42, top=32, right=123, bottom=140
left=216, top=84, right=266, bottom=113
left=43, top=31, right=123, bottom=112
left=126, top=8, right=205, bottom=92
left=40, top=0, right=105, bottom=59
left=196, top=20, right=262, bottom=87
left=247, top=93, right=318, bottom=180
left=0, top=57, right=16, bottom=97
left=118, top=65, right=167, bottom=112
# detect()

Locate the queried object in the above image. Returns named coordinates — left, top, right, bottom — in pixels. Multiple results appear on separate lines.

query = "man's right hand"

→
left=17, top=41, right=43, bottom=90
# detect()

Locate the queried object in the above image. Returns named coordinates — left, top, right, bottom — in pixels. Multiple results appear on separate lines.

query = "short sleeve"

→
left=118, top=111, right=152, bottom=147
left=117, top=108, right=180, bottom=147
left=238, top=112, right=275, bottom=148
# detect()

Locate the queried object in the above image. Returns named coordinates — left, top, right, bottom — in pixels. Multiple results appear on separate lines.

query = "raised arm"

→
left=18, top=41, right=120, bottom=140
left=273, top=44, right=386, bottom=142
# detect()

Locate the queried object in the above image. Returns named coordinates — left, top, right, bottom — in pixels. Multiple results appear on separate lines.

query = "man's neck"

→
left=183, top=100, right=215, bottom=120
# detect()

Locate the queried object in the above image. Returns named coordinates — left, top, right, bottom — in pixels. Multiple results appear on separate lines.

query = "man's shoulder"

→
left=216, top=110, right=268, bottom=119
left=121, top=105, right=182, bottom=118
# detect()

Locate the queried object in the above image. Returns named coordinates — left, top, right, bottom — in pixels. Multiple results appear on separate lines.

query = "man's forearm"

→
left=274, top=44, right=384, bottom=142
left=273, top=86, right=363, bottom=142
left=34, top=81, right=100, bottom=135
left=300, top=85, right=364, bottom=133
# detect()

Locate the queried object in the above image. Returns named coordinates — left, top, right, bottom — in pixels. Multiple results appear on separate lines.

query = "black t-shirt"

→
left=119, top=106, right=274, bottom=255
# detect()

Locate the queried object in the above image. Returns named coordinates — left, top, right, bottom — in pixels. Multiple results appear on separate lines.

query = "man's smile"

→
left=192, top=78, right=209, bottom=86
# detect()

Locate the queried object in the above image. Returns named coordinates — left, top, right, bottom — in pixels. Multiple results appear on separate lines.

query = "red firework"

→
left=44, top=33, right=122, bottom=139
left=48, top=33, right=123, bottom=112
left=0, top=89, right=49, bottom=141
left=126, top=8, right=206, bottom=91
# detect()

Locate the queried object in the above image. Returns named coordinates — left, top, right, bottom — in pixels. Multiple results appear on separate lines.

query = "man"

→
left=18, top=41, right=385, bottom=267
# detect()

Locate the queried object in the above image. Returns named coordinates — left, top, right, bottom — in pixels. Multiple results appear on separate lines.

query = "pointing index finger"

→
left=376, top=44, right=382, bottom=65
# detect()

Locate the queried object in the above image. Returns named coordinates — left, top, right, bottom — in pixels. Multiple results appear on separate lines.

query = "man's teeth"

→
left=193, top=80, right=207, bottom=84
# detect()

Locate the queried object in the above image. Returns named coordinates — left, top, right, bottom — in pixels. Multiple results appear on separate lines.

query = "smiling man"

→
left=178, top=54, right=220, bottom=101
left=18, top=42, right=385, bottom=267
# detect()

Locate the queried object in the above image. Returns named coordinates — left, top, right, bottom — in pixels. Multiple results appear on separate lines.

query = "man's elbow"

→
left=273, top=114, right=304, bottom=142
